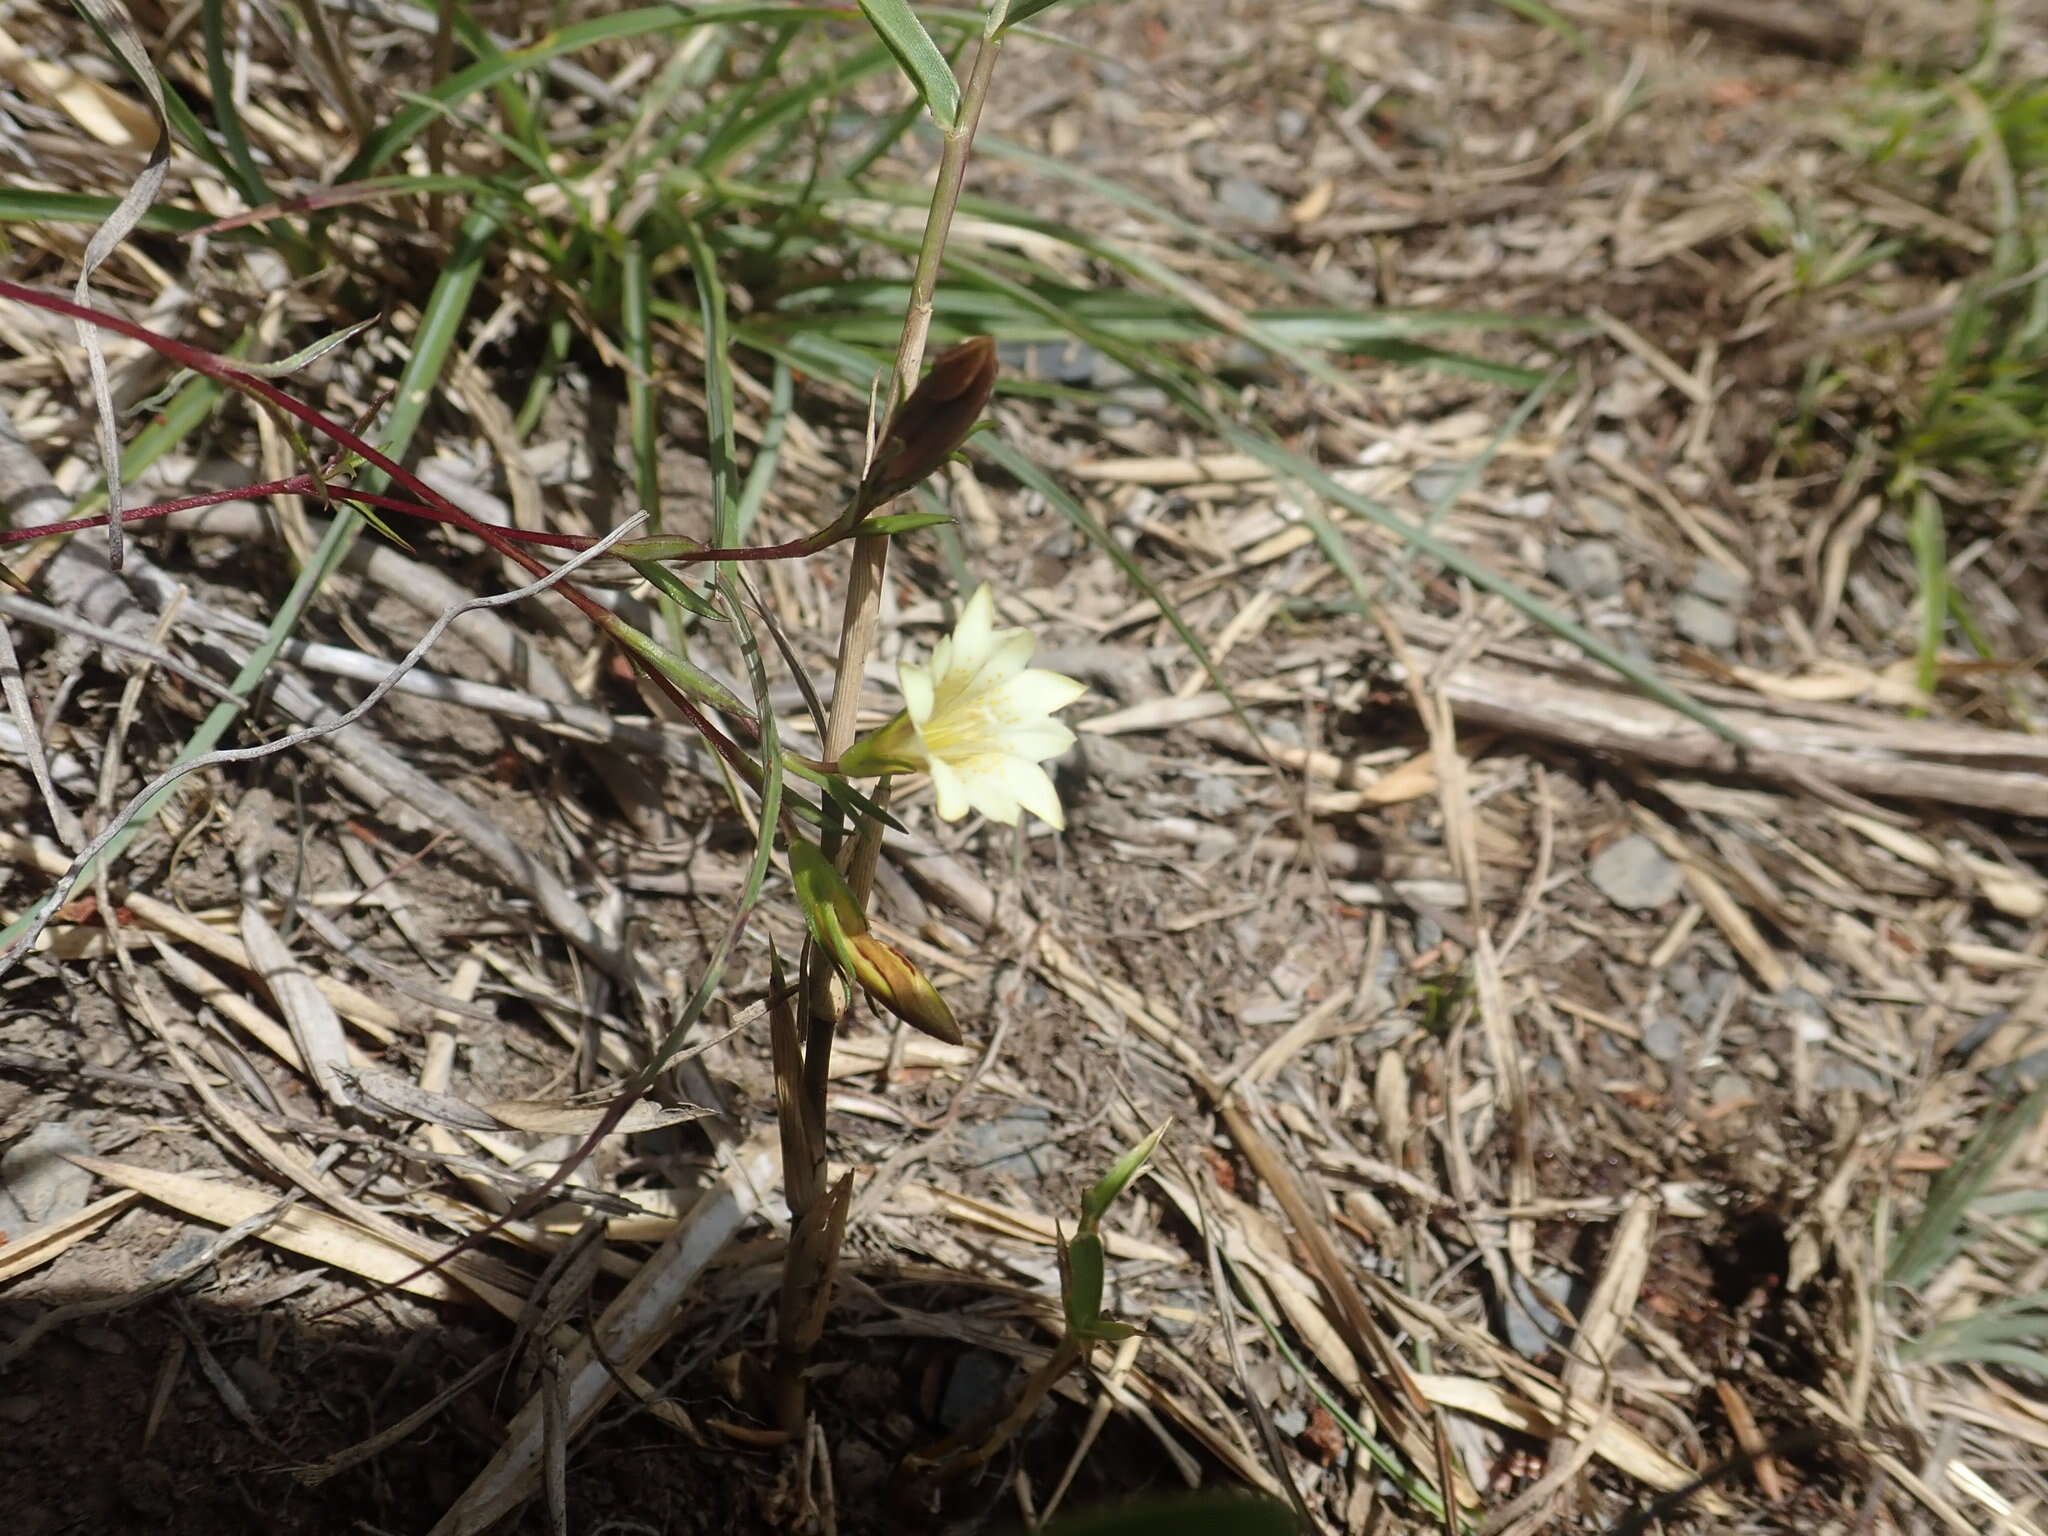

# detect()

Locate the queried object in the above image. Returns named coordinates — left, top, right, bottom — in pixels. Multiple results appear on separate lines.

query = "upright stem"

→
left=775, top=4, right=1010, bottom=1436
left=818, top=14, right=1009, bottom=773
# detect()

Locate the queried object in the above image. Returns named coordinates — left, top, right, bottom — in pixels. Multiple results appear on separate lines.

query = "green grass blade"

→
left=1908, top=484, right=1948, bottom=701
left=856, top=0, right=960, bottom=129
left=0, top=189, right=212, bottom=234
left=66, top=350, right=239, bottom=520
left=733, top=360, right=795, bottom=542
left=977, top=435, right=1271, bottom=752
left=1001, top=0, right=1104, bottom=27
left=0, top=211, right=499, bottom=960
left=679, top=220, right=739, bottom=547
left=338, top=4, right=841, bottom=181
left=1221, top=1249, right=1451, bottom=1522
left=201, top=0, right=275, bottom=209
left=923, top=244, right=1741, bottom=744
left=1891, top=1074, right=2048, bottom=1289
left=621, top=239, right=663, bottom=528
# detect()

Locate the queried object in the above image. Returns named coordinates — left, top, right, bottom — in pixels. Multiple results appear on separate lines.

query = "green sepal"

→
left=1082, top=1121, right=1169, bottom=1229
left=628, top=557, right=724, bottom=621
left=854, top=511, right=954, bottom=537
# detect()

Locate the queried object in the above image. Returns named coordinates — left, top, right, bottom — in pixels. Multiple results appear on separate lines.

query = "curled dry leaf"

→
left=338, top=1066, right=503, bottom=1131
left=337, top=1067, right=707, bottom=1137
left=479, top=1097, right=710, bottom=1136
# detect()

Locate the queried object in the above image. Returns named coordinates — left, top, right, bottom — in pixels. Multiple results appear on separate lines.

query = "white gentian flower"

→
left=838, top=585, right=1085, bottom=829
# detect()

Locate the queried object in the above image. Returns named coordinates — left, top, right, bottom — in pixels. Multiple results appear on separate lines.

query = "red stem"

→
left=0, top=279, right=762, bottom=769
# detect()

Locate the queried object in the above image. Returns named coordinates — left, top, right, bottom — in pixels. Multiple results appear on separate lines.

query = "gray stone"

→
left=1817, top=1059, right=1887, bottom=1098
left=1678, top=969, right=1731, bottom=1025
left=1076, top=734, right=1149, bottom=786
left=994, top=339, right=1102, bottom=388
left=1546, top=539, right=1623, bottom=598
left=1588, top=835, right=1684, bottom=910
left=1216, top=176, right=1285, bottom=227
left=231, top=1358, right=282, bottom=1415
left=1672, top=593, right=1739, bottom=650
left=72, top=1324, right=128, bottom=1355
left=937, top=1351, right=1014, bottom=1431
left=1578, top=495, right=1629, bottom=534
left=1503, top=1265, right=1579, bottom=1358
left=1275, top=108, right=1310, bottom=143
left=0, top=1123, right=95, bottom=1228
left=1410, top=462, right=1473, bottom=506
left=1641, top=1014, right=1685, bottom=1063
left=963, top=1103, right=1056, bottom=1179
left=1193, top=775, right=1244, bottom=818
left=1708, top=1072, right=1754, bottom=1108
left=1686, top=560, right=1751, bottom=606
left=1272, top=1405, right=1309, bottom=1437
left=0, top=1397, right=40, bottom=1425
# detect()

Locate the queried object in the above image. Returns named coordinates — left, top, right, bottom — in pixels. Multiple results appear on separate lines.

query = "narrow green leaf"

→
left=201, top=0, right=274, bottom=209
left=338, top=5, right=843, bottom=181
left=1062, top=1230, right=1105, bottom=1336
left=732, top=361, right=794, bottom=542
left=1001, top=0, right=1103, bottom=28
left=628, top=558, right=723, bottom=621
left=1892, top=1075, right=2048, bottom=1289
left=1082, top=1120, right=1169, bottom=1227
left=856, top=510, right=954, bottom=536
left=0, top=189, right=211, bottom=234
left=1908, top=485, right=1947, bottom=701
left=856, top=0, right=960, bottom=129
left=621, top=240, right=663, bottom=528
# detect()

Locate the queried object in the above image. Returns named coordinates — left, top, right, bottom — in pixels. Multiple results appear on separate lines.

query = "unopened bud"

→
left=859, top=336, right=997, bottom=508
left=850, top=934, right=962, bottom=1045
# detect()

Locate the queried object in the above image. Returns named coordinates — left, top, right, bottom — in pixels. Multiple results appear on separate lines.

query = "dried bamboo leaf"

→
left=70, top=1155, right=470, bottom=1302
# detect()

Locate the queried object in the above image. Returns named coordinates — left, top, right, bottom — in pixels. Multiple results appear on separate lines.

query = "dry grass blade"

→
left=65, top=0, right=170, bottom=571
left=426, top=1135, right=776, bottom=1535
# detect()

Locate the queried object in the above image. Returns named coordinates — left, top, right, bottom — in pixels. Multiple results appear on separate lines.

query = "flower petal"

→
left=965, top=627, right=1036, bottom=692
left=998, top=758, right=1065, bottom=830
left=956, top=755, right=1021, bottom=825
left=927, top=756, right=975, bottom=822
left=1000, top=668, right=1088, bottom=717
left=951, top=584, right=997, bottom=671
left=897, top=659, right=936, bottom=729
left=999, top=720, right=1076, bottom=761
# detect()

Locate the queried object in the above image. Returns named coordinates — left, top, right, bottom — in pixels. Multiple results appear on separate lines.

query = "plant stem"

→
left=818, top=11, right=1008, bottom=778
left=774, top=2, right=1010, bottom=1437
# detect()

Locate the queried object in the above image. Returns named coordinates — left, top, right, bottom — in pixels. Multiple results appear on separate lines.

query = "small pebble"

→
left=1708, top=1072, right=1753, bottom=1108
left=1272, top=1405, right=1309, bottom=1438
left=1578, top=494, right=1629, bottom=534
left=1503, top=1266, right=1578, bottom=1358
left=1672, top=593, right=1739, bottom=650
left=1410, top=462, right=1472, bottom=505
left=0, top=1123, right=96, bottom=1227
left=937, top=1352, right=1013, bottom=1432
left=1686, top=559, right=1751, bottom=606
left=1546, top=538, right=1623, bottom=598
left=963, top=1104, right=1056, bottom=1180
left=231, top=1358, right=283, bottom=1416
left=1588, top=835, right=1684, bottom=910
left=72, top=1324, right=128, bottom=1355
left=1216, top=176, right=1285, bottom=226
left=1641, top=1015, right=1685, bottom=1062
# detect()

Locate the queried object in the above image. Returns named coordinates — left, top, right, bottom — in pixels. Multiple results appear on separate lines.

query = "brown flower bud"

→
left=859, top=336, right=998, bottom=509
left=850, top=934, right=962, bottom=1045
